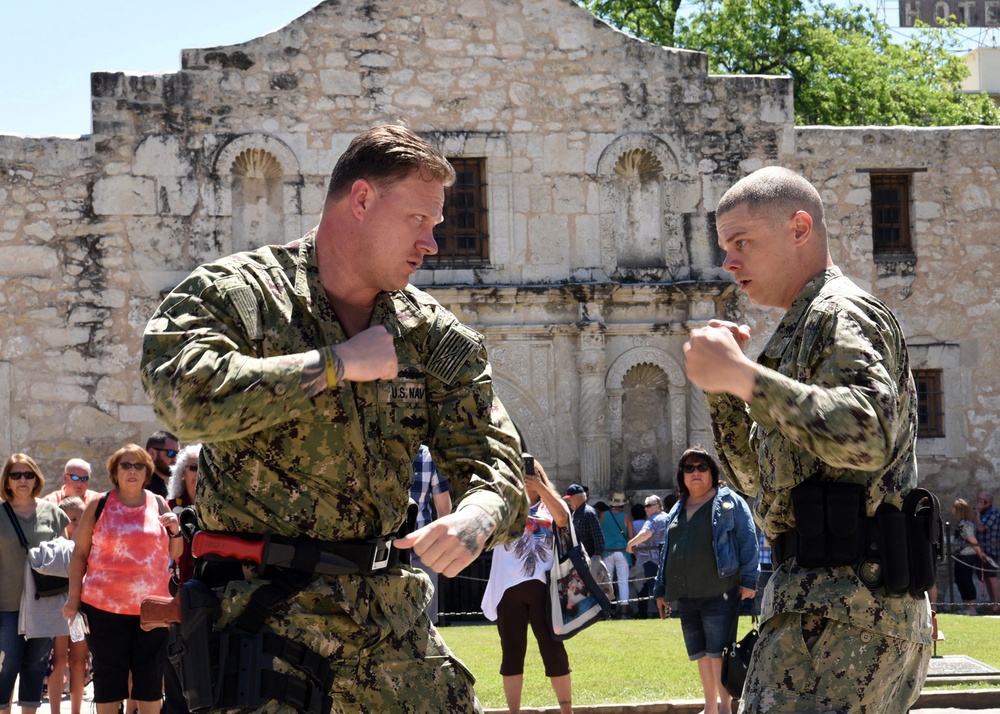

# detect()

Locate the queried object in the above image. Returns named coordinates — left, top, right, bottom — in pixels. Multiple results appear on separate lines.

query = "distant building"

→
left=962, top=47, right=1000, bottom=103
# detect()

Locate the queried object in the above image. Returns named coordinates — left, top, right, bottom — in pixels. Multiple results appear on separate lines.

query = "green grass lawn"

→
left=440, top=613, right=1000, bottom=710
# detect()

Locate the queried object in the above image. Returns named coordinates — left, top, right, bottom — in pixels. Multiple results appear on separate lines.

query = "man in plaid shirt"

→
left=410, top=444, right=452, bottom=623
left=976, top=491, right=999, bottom=613
left=563, top=483, right=605, bottom=558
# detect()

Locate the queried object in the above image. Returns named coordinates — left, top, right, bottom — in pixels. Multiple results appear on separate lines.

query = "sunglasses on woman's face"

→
left=682, top=462, right=710, bottom=474
left=9, top=471, right=36, bottom=480
left=118, top=462, right=146, bottom=472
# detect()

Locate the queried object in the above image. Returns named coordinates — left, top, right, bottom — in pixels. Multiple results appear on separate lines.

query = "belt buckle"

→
left=370, top=537, right=393, bottom=571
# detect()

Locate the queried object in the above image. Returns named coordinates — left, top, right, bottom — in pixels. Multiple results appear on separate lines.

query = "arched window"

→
left=620, top=363, right=671, bottom=490
left=231, top=148, right=284, bottom=252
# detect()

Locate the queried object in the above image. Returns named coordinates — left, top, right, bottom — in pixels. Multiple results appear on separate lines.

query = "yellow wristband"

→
left=321, top=345, right=338, bottom=389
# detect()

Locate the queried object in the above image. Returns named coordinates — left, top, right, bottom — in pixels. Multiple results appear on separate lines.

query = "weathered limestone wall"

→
left=795, top=126, right=1000, bottom=509
left=9, top=0, right=992, bottom=509
left=1, top=0, right=793, bottom=497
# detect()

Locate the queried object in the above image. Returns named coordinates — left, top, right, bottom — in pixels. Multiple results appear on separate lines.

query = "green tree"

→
left=578, top=0, right=683, bottom=46
left=579, top=0, right=1000, bottom=126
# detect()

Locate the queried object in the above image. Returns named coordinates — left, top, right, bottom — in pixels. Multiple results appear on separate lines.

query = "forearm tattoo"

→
left=456, top=508, right=497, bottom=556
left=300, top=350, right=327, bottom=398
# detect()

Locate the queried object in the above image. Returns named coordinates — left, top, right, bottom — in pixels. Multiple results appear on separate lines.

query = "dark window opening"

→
left=429, top=158, right=489, bottom=265
left=913, top=368, right=944, bottom=438
left=871, top=173, right=912, bottom=255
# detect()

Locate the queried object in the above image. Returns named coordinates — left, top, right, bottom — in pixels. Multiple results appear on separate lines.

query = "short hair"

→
left=2, top=454, right=45, bottom=499
left=716, top=166, right=827, bottom=239
left=644, top=494, right=662, bottom=508
left=59, top=496, right=86, bottom=515
left=325, top=125, right=456, bottom=203
left=107, top=444, right=155, bottom=489
left=675, top=446, right=723, bottom=497
left=64, top=458, right=91, bottom=475
left=146, top=430, right=178, bottom=450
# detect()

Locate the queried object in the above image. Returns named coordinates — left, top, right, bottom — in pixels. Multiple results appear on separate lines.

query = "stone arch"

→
left=211, top=134, right=303, bottom=251
left=596, top=133, right=694, bottom=282
left=493, top=372, right=557, bottom=479
left=605, top=347, right=689, bottom=492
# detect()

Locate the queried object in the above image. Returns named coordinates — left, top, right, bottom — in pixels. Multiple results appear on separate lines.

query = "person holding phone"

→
left=482, top=457, right=574, bottom=714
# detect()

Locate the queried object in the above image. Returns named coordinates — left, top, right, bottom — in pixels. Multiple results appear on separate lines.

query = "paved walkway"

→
left=17, top=688, right=1000, bottom=714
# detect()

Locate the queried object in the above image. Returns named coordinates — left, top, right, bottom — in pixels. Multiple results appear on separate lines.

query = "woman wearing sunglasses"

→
left=652, top=446, right=759, bottom=714
left=0, top=454, right=71, bottom=714
left=166, top=443, right=200, bottom=586
left=63, top=445, right=183, bottom=714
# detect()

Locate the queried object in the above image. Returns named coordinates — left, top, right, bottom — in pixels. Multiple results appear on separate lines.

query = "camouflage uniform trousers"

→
left=738, top=611, right=931, bottom=714
left=217, top=573, right=481, bottom=714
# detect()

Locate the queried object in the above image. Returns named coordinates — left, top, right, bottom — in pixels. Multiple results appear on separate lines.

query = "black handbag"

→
left=721, top=612, right=758, bottom=699
left=3, top=501, right=70, bottom=599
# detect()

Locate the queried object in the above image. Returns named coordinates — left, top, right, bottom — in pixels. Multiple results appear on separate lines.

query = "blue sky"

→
left=0, top=0, right=991, bottom=138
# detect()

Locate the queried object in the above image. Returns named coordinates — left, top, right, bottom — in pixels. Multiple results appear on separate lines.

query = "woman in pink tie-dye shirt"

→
left=63, top=445, right=183, bottom=714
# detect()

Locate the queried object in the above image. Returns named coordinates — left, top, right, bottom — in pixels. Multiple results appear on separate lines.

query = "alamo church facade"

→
left=1, top=0, right=998, bottom=510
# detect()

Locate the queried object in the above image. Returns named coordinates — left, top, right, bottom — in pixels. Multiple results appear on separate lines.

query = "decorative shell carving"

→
left=613, top=149, right=663, bottom=180
left=231, top=148, right=283, bottom=179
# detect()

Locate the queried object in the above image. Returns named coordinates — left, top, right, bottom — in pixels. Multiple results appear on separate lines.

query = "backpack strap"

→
left=93, top=491, right=112, bottom=524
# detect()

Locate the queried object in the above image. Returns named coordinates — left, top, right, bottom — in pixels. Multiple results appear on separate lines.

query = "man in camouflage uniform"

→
left=684, top=167, right=932, bottom=713
left=141, top=125, right=528, bottom=713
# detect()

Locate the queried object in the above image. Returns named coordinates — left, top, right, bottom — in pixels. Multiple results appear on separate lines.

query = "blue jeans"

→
left=677, top=586, right=741, bottom=660
left=0, top=611, right=54, bottom=709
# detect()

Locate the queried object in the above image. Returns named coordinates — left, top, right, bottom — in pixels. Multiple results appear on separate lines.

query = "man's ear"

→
left=791, top=210, right=813, bottom=246
left=350, top=178, right=374, bottom=219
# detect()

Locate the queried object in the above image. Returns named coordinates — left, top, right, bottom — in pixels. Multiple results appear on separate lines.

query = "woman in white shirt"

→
left=482, top=459, right=573, bottom=714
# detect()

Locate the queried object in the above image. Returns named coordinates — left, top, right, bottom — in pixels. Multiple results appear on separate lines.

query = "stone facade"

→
left=0, top=0, right=994, bottom=513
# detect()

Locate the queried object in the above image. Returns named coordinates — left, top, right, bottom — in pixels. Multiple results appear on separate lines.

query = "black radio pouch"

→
left=872, top=488, right=942, bottom=597
left=903, top=488, right=943, bottom=597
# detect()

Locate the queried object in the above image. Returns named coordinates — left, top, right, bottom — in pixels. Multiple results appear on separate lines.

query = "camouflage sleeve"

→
left=423, top=317, right=528, bottom=551
left=708, top=392, right=761, bottom=496
left=141, top=268, right=316, bottom=442
left=746, top=302, right=904, bottom=479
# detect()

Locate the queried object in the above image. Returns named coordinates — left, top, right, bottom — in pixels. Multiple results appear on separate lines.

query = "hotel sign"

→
left=900, top=0, right=1000, bottom=26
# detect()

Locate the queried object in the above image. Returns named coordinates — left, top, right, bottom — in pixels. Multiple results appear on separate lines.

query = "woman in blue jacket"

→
left=654, top=446, right=759, bottom=714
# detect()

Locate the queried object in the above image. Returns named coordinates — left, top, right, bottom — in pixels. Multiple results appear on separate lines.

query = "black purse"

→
left=3, top=501, right=70, bottom=599
left=721, top=612, right=758, bottom=699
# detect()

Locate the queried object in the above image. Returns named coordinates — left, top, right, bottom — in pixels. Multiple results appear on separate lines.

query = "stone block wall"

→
left=3, top=0, right=993, bottom=508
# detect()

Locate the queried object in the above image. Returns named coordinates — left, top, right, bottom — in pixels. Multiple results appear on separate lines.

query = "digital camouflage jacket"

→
left=141, top=230, right=528, bottom=638
left=708, top=267, right=931, bottom=643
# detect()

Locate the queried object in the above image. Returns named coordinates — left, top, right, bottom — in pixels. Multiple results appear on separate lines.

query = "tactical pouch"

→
left=793, top=481, right=864, bottom=567
left=903, top=488, right=944, bottom=597
left=826, top=483, right=864, bottom=565
left=792, top=482, right=827, bottom=567
left=875, top=504, right=910, bottom=594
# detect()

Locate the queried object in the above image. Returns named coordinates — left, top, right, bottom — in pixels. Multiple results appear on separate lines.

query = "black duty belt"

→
left=192, top=531, right=400, bottom=577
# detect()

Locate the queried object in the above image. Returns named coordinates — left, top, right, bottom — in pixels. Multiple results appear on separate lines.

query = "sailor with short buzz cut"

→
left=685, top=166, right=934, bottom=713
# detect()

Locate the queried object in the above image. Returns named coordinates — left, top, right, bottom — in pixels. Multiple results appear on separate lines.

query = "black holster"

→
left=167, top=575, right=333, bottom=714
left=167, top=580, right=219, bottom=712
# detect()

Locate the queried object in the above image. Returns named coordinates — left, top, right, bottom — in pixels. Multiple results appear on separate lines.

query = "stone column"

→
left=577, top=326, right=610, bottom=495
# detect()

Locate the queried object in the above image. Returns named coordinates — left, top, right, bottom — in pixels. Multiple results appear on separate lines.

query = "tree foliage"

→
left=579, top=0, right=1000, bottom=126
left=578, top=0, right=684, bottom=46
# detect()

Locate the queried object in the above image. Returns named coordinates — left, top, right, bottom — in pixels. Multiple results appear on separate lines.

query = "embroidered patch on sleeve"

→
left=426, top=324, right=482, bottom=385
left=217, top=277, right=262, bottom=342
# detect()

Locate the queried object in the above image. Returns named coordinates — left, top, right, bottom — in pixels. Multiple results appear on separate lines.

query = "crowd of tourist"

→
left=0, top=433, right=199, bottom=714
left=1, top=432, right=998, bottom=714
